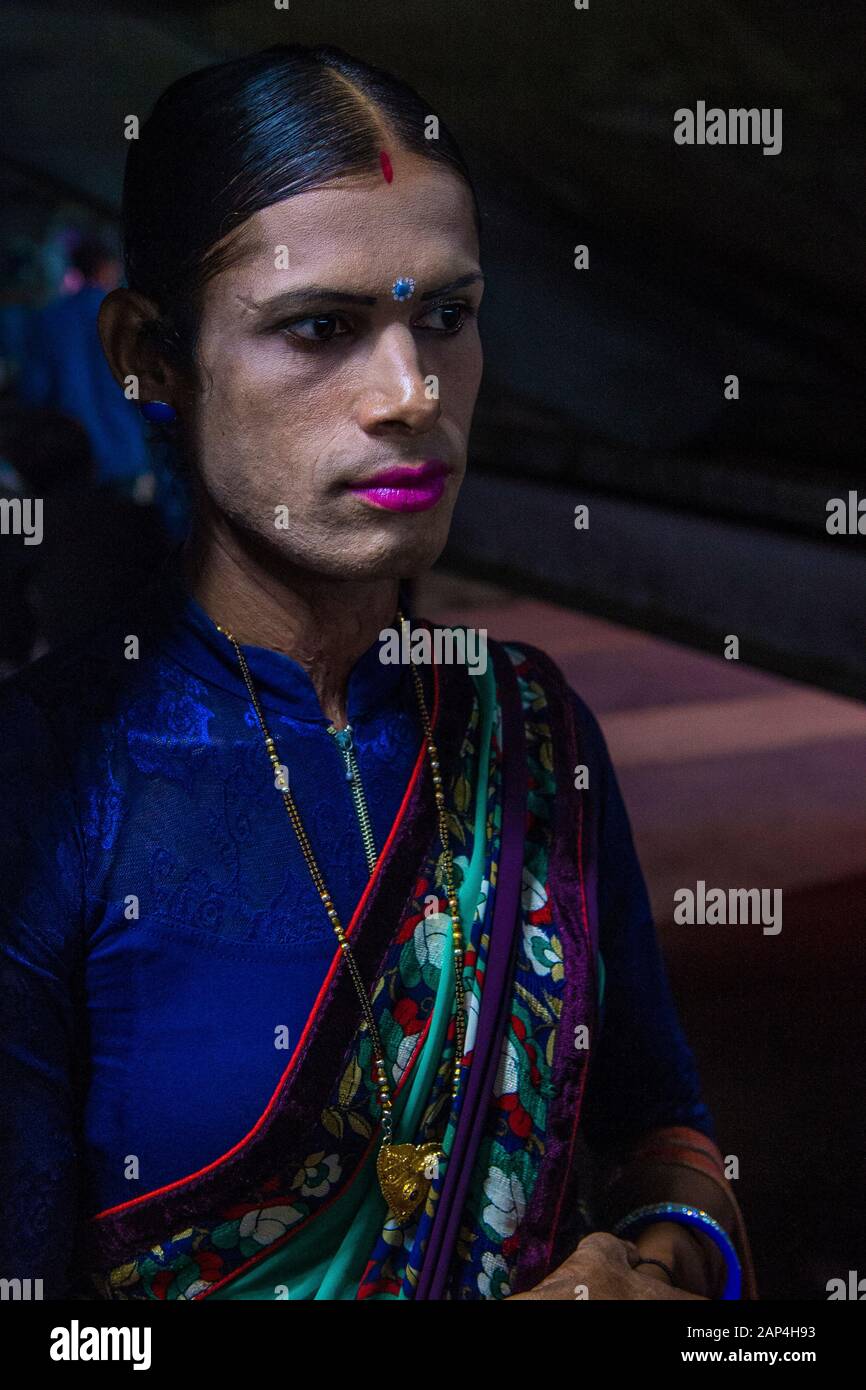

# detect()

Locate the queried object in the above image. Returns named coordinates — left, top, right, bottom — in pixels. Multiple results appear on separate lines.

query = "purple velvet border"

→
left=510, top=643, right=599, bottom=1292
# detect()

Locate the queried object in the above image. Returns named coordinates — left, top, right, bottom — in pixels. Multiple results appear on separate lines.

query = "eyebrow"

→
left=241, top=271, right=484, bottom=316
left=419, top=272, right=484, bottom=301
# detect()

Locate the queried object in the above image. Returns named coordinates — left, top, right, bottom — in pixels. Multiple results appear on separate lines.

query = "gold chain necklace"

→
left=215, top=610, right=466, bottom=1223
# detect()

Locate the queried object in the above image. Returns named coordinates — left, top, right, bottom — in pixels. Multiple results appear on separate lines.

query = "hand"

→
left=504, top=1230, right=709, bottom=1300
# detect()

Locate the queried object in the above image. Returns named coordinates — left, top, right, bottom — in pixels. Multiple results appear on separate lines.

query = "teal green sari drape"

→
left=211, top=660, right=497, bottom=1300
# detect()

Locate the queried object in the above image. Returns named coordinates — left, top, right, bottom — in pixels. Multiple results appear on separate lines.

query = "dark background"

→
left=0, top=0, right=863, bottom=1302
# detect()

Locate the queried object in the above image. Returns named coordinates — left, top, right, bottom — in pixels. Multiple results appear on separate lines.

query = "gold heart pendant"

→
left=376, top=1141, right=442, bottom=1222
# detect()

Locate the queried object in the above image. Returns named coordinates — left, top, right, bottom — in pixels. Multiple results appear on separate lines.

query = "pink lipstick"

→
left=346, top=459, right=449, bottom=513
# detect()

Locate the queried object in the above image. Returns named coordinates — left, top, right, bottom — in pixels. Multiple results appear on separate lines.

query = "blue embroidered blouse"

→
left=0, top=566, right=714, bottom=1297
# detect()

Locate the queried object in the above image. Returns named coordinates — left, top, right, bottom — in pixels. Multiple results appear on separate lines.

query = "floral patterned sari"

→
left=85, top=630, right=602, bottom=1300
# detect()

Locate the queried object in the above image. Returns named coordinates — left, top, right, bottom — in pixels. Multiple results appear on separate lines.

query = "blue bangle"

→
left=612, top=1203, right=742, bottom=1299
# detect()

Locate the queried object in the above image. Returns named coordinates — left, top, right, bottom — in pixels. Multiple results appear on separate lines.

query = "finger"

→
left=576, top=1230, right=636, bottom=1265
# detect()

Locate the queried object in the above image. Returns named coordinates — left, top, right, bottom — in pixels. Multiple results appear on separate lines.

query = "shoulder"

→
left=491, top=635, right=609, bottom=760
left=0, top=653, right=99, bottom=952
left=0, top=584, right=166, bottom=762
left=0, top=619, right=122, bottom=730
left=0, top=605, right=160, bottom=931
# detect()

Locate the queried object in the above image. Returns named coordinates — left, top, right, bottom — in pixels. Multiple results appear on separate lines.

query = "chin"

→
left=330, top=530, right=448, bottom=583
left=373, top=523, right=450, bottom=574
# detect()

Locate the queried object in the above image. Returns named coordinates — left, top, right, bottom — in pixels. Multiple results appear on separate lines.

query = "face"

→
left=182, top=148, right=483, bottom=582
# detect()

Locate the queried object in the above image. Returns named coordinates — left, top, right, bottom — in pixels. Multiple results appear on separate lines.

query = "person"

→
left=16, top=235, right=153, bottom=495
left=0, top=43, right=755, bottom=1302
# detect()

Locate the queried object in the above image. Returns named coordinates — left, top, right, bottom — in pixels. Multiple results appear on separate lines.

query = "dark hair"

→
left=123, top=42, right=481, bottom=378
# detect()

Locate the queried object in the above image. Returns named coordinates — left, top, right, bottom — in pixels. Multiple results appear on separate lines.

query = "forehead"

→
left=221, top=153, right=479, bottom=289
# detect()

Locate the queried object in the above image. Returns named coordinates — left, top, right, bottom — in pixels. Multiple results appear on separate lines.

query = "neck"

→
left=181, top=519, right=400, bottom=730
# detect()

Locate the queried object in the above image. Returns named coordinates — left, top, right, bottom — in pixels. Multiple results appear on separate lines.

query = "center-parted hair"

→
left=122, top=42, right=482, bottom=371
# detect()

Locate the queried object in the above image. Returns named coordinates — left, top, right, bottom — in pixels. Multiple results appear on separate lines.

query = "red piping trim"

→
left=196, top=1006, right=440, bottom=1299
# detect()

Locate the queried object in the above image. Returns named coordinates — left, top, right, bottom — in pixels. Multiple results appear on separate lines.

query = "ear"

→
left=97, top=288, right=186, bottom=410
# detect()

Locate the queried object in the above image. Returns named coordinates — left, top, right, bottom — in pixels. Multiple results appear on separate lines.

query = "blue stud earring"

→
left=391, top=276, right=416, bottom=302
left=139, top=400, right=176, bottom=423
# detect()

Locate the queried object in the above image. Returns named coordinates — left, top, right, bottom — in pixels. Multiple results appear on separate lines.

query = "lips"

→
left=346, top=458, right=450, bottom=514
left=347, top=458, right=449, bottom=488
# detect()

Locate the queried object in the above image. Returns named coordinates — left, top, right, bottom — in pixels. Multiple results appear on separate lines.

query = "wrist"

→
left=633, top=1221, right=723, bottom=1298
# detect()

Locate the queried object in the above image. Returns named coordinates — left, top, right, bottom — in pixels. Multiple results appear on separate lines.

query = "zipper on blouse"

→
left=327, top=721, right=378, bottom=876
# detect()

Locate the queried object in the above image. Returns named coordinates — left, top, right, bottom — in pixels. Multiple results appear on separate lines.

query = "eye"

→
left=277, top=314, right=351, bottom=345
left=414, top=300, right=475, bottom=334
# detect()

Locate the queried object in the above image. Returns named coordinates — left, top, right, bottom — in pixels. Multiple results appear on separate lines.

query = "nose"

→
left=354, top=323, right=440, bottom=434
